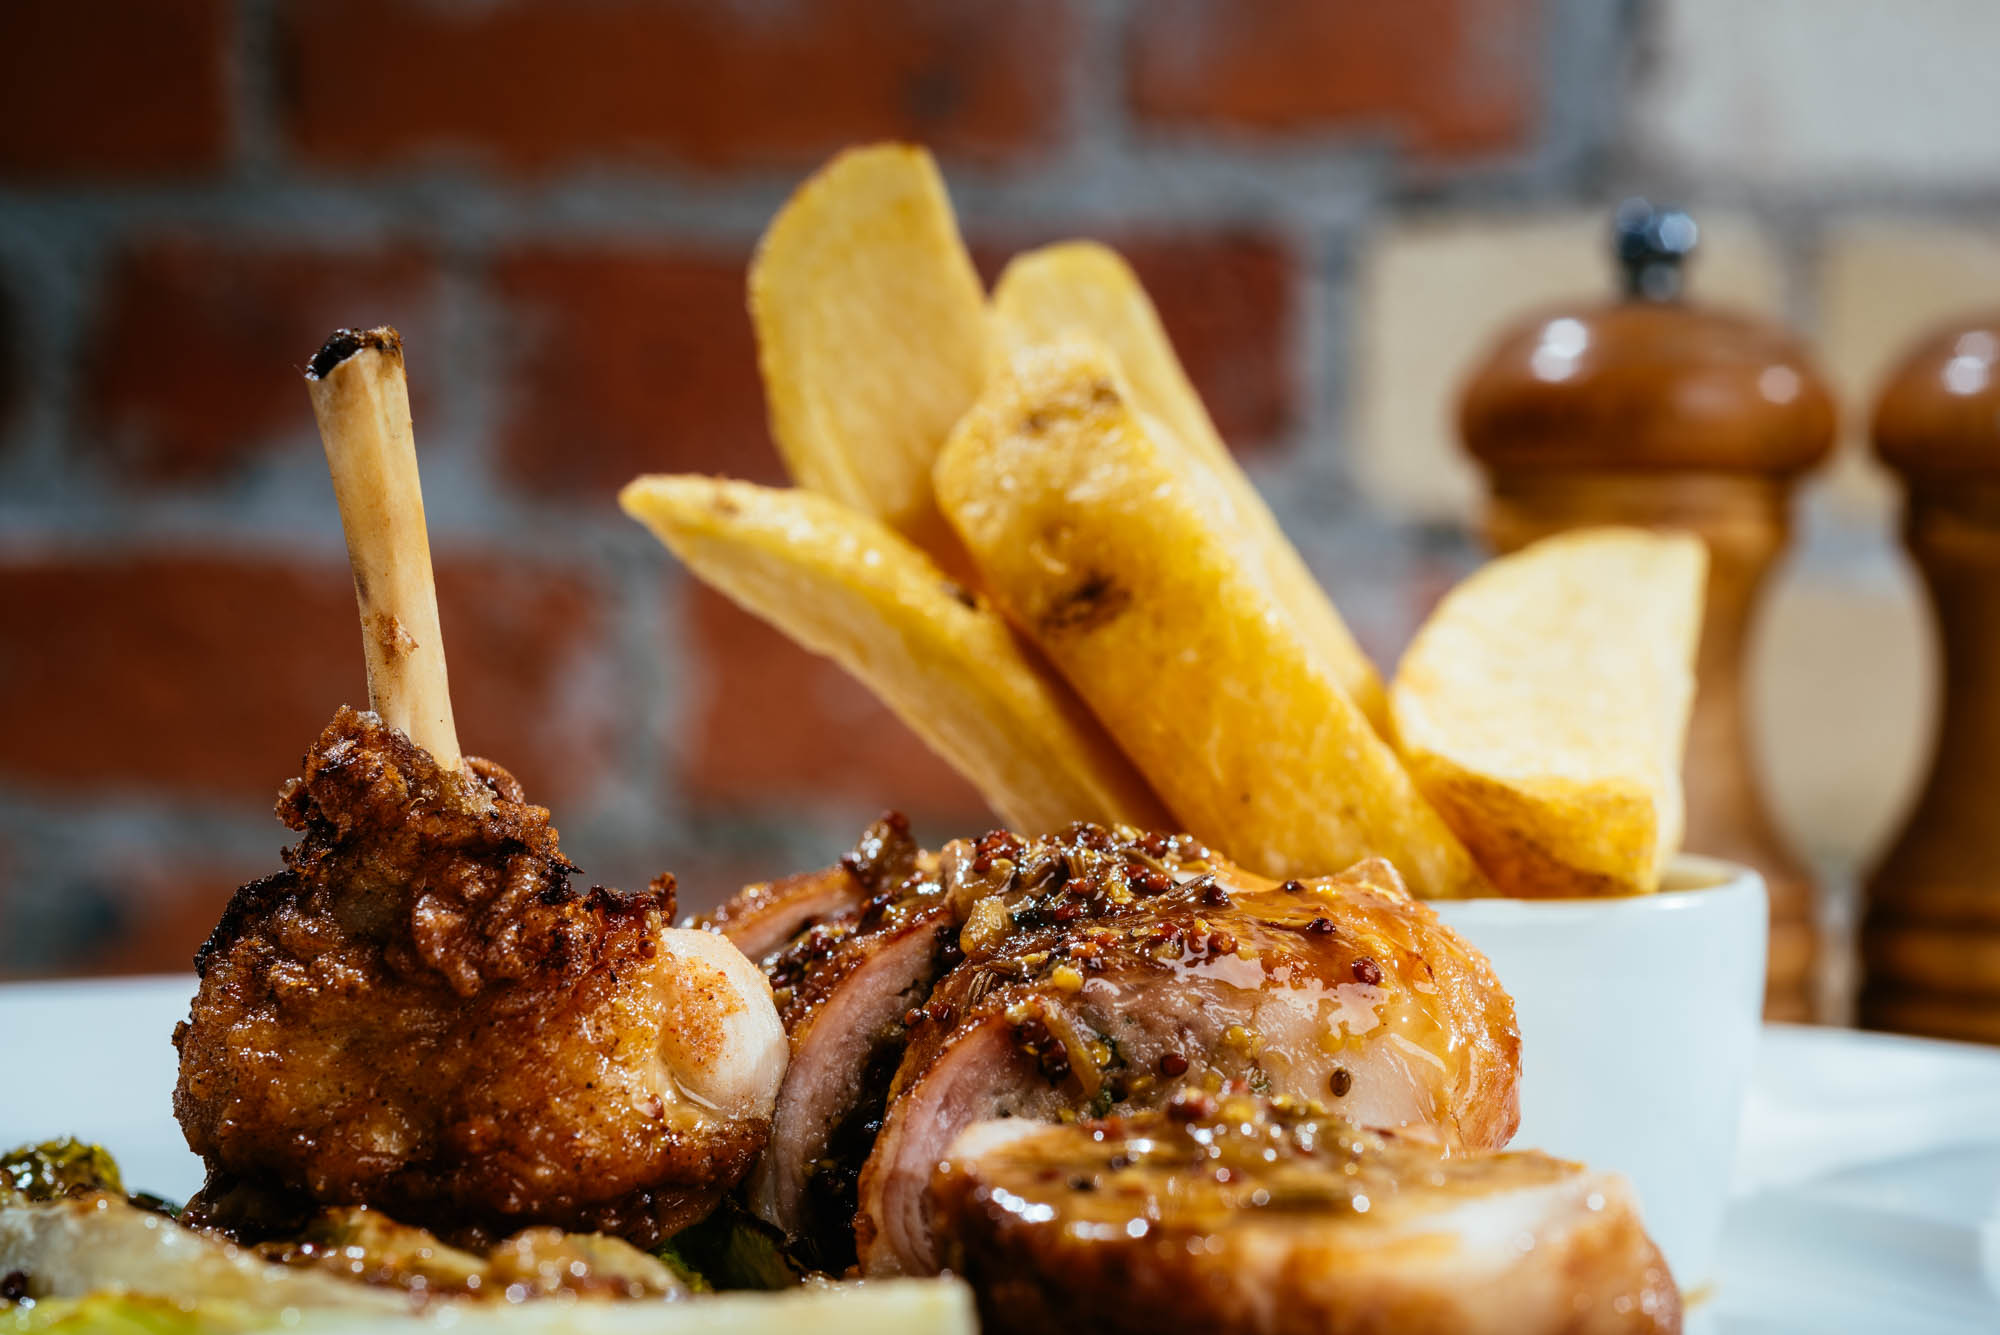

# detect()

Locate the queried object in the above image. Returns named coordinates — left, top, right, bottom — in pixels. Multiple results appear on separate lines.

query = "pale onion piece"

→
left=649, top=926, right=788, bottom=1119
left=0, top=1194, right=408, bottom=1311
left=303, top=1279, right=977, bottom=1334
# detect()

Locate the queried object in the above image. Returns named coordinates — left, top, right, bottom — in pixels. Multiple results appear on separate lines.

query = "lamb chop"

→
left=707, top=821, right=1518, bottom=1274
left=931, top=1093, right=1680, bottom=1335
left=173, top=328, right=786, bottom=1248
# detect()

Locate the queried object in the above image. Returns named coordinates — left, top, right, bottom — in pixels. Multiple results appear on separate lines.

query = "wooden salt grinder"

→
left=1861, top=316, right=2000, bottom=1044
left=1457, top=202, right=1836, bottom=1020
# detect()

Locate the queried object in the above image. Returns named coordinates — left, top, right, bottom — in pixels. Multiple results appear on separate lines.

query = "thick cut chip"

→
left=989, top=241, right=1388, bottom=732
left=933, top=340, right=1487, bottom=895
left=1391, top=529, right=1706, bottom=898
left=620, top=475, right=1170, bottom=836
left=749, top=143, right=988, bottom=576
left=989, top=242, right=1225, bottom=477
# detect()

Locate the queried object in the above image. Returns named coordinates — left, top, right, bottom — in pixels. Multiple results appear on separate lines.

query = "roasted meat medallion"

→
left=932, top=1096, right=1679, bottom=1335
left=707, top=817, right=1521, bottom=1275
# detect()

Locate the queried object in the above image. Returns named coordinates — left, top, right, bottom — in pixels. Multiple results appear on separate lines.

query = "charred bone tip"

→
left=307, top=326, right=403, bottom=381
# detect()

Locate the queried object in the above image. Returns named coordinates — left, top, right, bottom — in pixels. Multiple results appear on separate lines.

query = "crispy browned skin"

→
left=174, top=707, right=772, bottom=1247
left=933, top=1096, right=1679, bottom=1335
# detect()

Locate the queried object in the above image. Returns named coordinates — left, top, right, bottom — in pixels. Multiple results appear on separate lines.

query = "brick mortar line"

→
left=0, top=225, right=103, bottom=502
left=0, top=787, right=894, bottom=947
left=578, top=542, right=685, bottom=844
left=1533, top=0, right=1629, bottom=189
left=0, top=177, right=1322, bottom=246
left=1281, top=213, right=1360, bottom=507
left=0, top=769, right=965, bottom=894
left=0, top=795, right=281, bottom=859
left=1060, top=0, right=1132, bottom=156
left=0, top=117, right=1635, bottom=242
left=230, top=0, right=287, bottom=175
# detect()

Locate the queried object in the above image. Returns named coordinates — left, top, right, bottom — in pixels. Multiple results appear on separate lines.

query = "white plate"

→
left=3, top=981, right=1999, bottom=1332
left=1708, top=1024, right=2000, bottom=1334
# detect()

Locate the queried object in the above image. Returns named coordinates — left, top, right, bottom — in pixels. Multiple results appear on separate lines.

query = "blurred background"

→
left=0, top=0, right=1993, bottom=991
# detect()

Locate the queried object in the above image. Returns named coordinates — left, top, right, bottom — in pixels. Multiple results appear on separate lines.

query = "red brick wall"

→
left=0, top=0, right=1561, bottom=975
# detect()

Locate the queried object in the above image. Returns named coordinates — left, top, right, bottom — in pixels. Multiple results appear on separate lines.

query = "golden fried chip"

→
left=988, top=241, right=1387, bottom=733
left=620, top=475, right=1170, bottom=836
left=748, top=144, right=988, bottom=576
left=934, top=340, right=1486, bottom=895
left=1391, top=529, right=1706, bottom=897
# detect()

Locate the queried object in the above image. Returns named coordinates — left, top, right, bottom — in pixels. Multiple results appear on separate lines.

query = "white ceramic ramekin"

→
left=1430, top=856, right=1767, bottom=1293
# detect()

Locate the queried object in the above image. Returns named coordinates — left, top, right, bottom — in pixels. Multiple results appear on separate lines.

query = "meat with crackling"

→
left=174, top=707, right=786, bottom=1248
left=707, top=819, right=1518, bottom=1275
left=932, top=1093, right=1679, bottom=1335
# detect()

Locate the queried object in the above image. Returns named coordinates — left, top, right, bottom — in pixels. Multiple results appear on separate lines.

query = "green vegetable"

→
left=658, top=1202, right=803, bottom=1291
left=648, top=1240, right=714, bottom=1294
left=0, top=1142, right=122, bottom=1206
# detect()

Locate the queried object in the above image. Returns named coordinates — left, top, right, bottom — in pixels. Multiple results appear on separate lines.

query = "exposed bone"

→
left=305, top=326, right=462, bottom=771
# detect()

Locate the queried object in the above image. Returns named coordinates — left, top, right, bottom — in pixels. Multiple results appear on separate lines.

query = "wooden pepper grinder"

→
left=1457, top=201, right=1836, bottom=1021
left=1861, top=316, right=2000, bottom=1044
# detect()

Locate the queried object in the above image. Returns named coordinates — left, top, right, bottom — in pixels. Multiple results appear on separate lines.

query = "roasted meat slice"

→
left=174, top=708, right=787, bottom=1247
left=703, top=864, right=869, bottom=962
left=703, top=812, right=937, bottom=965
left=932, top=1095, right=1679, bottom=1335
left=701, top=819, right=901, bottom=963
left=737, top=816, right=961, bottom=1267
left=853, top=826, right=1518, bottom=1274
